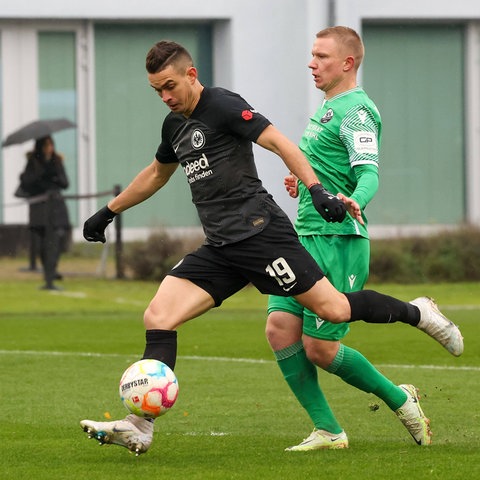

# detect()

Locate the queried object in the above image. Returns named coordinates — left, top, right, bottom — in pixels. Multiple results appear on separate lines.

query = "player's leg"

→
left=295, top=279, right=463, bottom=356
left=266, top=305, right=346, bottom=450
left=242, top=219, right=416, bottom=332
left=265, top=236, right=350, bottom=449
left=302, top=236, right=430, bottom=445
left=284, top=231, right=463, bottom=356
left=142, top=275, right=216, bottom=369
left=81, top=275, right=215, bottom=455
left=304, top=337, right=431, bottom=445
left=81, top=247, right=242, bottom=455
left=141, top=244, right=249, bottom=370
left=295, top=277, right=416, bottom=324
left=303, top=237, right=406, bottom=411
left=253, top=221, right=462, bottom=356
left=283, top=236, right=428, bottom=446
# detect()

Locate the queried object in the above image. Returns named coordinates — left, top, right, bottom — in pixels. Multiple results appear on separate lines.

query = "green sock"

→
left=327, top=344, right=407, bottom=411
left=275, top=342, right=343, bottom=434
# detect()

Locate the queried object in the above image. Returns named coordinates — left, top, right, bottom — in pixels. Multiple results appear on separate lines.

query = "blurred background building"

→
left=1, top=0, right=479, bottom=241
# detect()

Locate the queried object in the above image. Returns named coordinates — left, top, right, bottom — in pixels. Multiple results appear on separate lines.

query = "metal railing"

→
left=1, top=185, right=124, bottom=279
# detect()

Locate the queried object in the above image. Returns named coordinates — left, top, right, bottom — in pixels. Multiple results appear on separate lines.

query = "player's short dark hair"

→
left=145, top=41, right=193, bottom=74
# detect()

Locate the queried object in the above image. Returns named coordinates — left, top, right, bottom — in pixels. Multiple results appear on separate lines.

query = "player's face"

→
left=148, top=65, right=198, bottom=116
left=308, top=37, right=348, bottom=97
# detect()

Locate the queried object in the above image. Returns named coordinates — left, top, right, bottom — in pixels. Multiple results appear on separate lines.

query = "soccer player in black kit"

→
left=80, top=41, right=463, bottom=455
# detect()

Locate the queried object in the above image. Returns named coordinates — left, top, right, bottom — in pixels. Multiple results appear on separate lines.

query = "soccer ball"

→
left=119, top=359, right=179, bottom=418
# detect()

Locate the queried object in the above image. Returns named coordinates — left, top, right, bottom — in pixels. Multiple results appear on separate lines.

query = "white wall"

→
left=1, top=0, right=480, bottom=232
left=1, top=24, right=38, bottom=223
left=336, top=0, right=480, bottom=22
left=0, top=0, right=330, bottom=222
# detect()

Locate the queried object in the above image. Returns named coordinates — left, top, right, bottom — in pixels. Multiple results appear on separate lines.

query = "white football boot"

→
left=395, top=384, right=432, bottom=446
left=80, top=414, right=154, bottom=456
left=410, top=297, right=464, bottom=356
left=285, top=429, right=348, bottom=451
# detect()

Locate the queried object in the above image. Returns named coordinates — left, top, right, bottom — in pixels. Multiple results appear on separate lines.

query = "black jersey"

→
left=155, top=87, right=289, bottom=246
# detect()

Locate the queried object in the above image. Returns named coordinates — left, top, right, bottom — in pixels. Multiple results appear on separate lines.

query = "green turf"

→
left=1, top=276, right=479, bottom=479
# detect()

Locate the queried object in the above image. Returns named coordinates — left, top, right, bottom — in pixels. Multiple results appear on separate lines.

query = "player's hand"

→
left=337, top=193, right=364, bottom=225
left=83, top=206, right=117, bottom=243
left=309, top=184, right=346, bottom=222
left=284, top=174, right=299, bottom=198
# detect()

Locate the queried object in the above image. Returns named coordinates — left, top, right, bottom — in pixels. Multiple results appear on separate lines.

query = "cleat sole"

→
left=79, top=416, right=153, bottom=455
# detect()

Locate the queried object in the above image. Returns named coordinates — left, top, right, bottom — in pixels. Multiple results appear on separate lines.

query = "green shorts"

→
left=267, top=234, right=369, bottom=340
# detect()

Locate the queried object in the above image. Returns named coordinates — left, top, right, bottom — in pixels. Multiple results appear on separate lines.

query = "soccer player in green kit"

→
left=266, top=26, right=462, bottom=450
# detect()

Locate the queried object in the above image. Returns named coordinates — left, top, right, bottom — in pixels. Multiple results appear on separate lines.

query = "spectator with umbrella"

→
left=4, top=118, right=75, bottom=290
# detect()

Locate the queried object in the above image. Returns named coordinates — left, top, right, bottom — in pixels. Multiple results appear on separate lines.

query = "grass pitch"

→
left=1, top=258, right=479, bottom=479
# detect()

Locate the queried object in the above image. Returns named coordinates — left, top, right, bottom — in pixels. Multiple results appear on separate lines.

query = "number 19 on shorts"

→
left=265, top=257, right=297, bottom=290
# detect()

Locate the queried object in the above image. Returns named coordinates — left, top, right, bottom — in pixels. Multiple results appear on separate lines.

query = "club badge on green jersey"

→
left=320, top=108, right=334, bottom=123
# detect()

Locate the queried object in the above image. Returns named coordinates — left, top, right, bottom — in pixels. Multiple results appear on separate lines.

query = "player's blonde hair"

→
left=316, top=26, right=364, bottom=69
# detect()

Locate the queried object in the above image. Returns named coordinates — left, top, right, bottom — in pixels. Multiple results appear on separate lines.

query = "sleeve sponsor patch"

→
left=241, top=110, right=254, bottom=121
left=353, top=131, right=378, bottom=154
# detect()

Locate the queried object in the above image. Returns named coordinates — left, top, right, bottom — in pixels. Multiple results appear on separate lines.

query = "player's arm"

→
left=83, top=159, right=178, bottom=243
left=256, top=124, right=345, bottom=222
left=350, top=164, right=379, bottom=209
left=108, top=159, right=177, bottom=213
left=333, top=165, right=378, bottom=226
left=256, top=125, right=318, bottom=188
left=336, top=105, right=380, bottom=224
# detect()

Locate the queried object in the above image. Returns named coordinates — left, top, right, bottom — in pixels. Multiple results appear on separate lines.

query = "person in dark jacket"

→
left=19, top=135, right=70, bottom=290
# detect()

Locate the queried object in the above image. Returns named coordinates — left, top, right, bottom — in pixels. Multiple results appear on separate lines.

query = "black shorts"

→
left=169, top=218, right=325, bottom=306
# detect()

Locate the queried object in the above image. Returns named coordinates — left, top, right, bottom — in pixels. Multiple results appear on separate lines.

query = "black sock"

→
left=345, top=290, right=420, bottom=326
left=142, top=329, right=178, bottom=370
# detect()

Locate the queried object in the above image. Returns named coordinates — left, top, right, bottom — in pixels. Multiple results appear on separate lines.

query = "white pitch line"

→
left=47, top=291, right=88, bottom=298
left=376, top=363, right=480, bottom=372
left=0, top=349, right=129, bottom=358
left=441, top=305, right=480, bottom=311
left=0, top=349, right=478, bottom=371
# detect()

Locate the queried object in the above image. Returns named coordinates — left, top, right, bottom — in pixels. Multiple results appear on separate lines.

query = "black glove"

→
left=83, top=206, right=117, bottom=243
left=309, top=184, right=346, bottom=223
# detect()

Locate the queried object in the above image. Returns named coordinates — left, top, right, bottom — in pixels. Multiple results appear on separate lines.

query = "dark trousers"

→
left=31, top=226, right=68, bottom=288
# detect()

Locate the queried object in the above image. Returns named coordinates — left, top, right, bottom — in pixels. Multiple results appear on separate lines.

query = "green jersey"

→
left=296, top=87, right=381, bottom=238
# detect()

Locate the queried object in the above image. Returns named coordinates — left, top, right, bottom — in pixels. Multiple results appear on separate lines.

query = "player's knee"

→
left=303, top=339, right=339, bottom=369
left=265, top=322, right=274, bottom=344
left=265, top=312, right=302, bottom=350
left=143, top=305, right=158, bottom=329
left=315, top=298, right=351, bottom=324
left=304, top=348, right=332, bottom=369
left=143, top=303, right=173, bottom=330
left=265, top=314, right=280, bottom=342
left=321, top=310, right=346, bottom=323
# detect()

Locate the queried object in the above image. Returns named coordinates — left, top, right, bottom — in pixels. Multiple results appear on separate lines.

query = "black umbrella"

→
left=2, top=118, right=76, bottom=147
